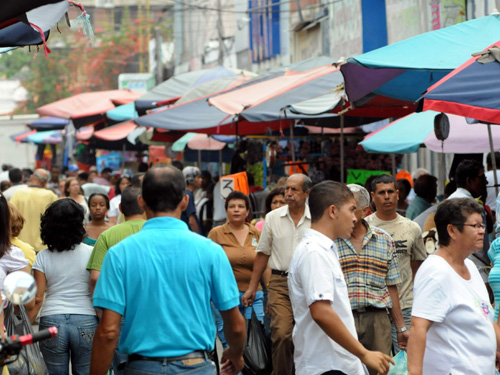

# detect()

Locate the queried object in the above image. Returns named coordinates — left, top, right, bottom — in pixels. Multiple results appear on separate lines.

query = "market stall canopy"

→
left=106, top=103, right=138, bottom=123
left=26, top=129, right=61, bottom=144
left=28, top=117, right=69, bottom=130
left=208, top=65, right=342, bottom=121
left=341, top=14, right=500, bottom=103
left=93, top=121, right=137, bottom=141
left=37, top=90, right=141, bottom=128
left=10, top=129, right=36, bottom=143
left=0, top=0, right=64, bottom=28
left=135, top=66, right=251, bottom=115
left=420, top=41, right=500, bottom=125
left=172, top=133, right=226, bottom=151
left=360, top=110, right=500, bottom=153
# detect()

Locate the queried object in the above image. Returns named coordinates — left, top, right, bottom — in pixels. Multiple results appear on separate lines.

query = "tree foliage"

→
left=0, top=6, right=172, bottom=114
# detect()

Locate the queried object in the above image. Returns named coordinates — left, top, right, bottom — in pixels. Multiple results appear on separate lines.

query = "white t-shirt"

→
left=0, top=246, right=29, bottom=290
left=32, top=243, right=95, bottom=317
left=108, top=194, right=121, bottom=218
left=288, top=229, right=368, bottom=375
left=412, top=255, right=496, bottom=375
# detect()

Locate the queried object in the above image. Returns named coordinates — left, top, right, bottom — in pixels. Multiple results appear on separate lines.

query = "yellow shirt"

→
left=10, top=187, right=58, bottom=252
left=11, top=237, right=36, bottom=271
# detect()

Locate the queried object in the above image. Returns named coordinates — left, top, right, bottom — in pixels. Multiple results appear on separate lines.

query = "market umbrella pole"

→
left=290, top=120, right=296, bottom=164
left=488, top=124, right=499, bottom=197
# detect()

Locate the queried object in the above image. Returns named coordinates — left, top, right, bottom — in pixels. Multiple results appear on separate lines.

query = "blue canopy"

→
left=359, top=111, right=436, bottom=153
left=341, top=14, right=500, bottom=102
left=29, top=117, right=69, bottom=130
left=106, top=102, right=138, bottom=122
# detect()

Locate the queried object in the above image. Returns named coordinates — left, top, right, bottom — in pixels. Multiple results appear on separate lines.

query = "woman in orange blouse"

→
left=208, top=190, right=267, bottom=346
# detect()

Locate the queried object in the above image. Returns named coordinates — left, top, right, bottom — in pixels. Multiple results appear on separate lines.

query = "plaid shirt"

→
left=335, top=221, right=401, bottom=309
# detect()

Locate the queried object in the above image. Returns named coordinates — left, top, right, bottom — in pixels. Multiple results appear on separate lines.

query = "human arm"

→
left=189, top=214, right=200, bottom=234
left=90, top=270, right=100, bottom=297
left=411, top=261, right=423, bottom=280
left=241, top=252, right=269, bottom=306
left=407, top=317, right=433, bottom=375
left=90, top=309, right=121, bottom=375
left=388, top=285, right=409, bottom=349
left=219, top=307, right=246, bottom=375
left=310, top=300, right=394, bottom=374
left=28, top=270, right=46, bottom=323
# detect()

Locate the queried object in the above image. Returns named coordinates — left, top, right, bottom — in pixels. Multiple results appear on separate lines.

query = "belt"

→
left=271, top=269, right=288, bottom=277
left=352, top=306, right=387, bottom=313
left=128, top=351, right=206, bottom=363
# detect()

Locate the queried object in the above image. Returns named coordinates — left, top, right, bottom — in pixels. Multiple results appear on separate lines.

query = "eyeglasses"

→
left=462, top=223, right=486, bottom=230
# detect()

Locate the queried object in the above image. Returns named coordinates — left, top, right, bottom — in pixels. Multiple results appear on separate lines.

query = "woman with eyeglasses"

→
left=407, top=198, right=500, bottom=375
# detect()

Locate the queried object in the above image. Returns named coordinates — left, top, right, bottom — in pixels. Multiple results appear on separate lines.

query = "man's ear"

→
left=118, top=203, right=123, bottom=214
left=137, top=195, right=146, bottom=212
left=329, top=204, right=337, bottom=219
left=361, top=206, right=371, bottom=219
left=179, top=194, right=189, bottom=212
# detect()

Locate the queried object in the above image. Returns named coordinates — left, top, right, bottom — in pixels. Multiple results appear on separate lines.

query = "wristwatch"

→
left=396, top=327, right=407, bottom=334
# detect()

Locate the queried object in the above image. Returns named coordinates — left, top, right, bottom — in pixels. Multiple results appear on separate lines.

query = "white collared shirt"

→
left=288, top=229, right=368, bottom=375
left=256, top=205, right=311, bottom=271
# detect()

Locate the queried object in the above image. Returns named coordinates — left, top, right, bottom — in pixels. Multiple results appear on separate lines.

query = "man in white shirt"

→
left=242, top=173, right=312, bottom=375
left=288, top=180, right=393, bottom=375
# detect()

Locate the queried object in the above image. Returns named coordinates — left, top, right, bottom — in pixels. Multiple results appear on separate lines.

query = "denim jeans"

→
left=213, top=291, right=264, bottom=349
left=124, top=355, right=216, bottom=375
left=39, top=314, right=98, bottom=375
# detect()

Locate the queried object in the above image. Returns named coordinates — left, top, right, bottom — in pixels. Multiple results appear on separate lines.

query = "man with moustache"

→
left=366, top=175, right=426, bottom=354
left=242, top=173, right=312, bottom=375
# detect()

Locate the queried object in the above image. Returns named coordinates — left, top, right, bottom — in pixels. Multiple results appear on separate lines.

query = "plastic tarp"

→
left=360, top=110, right=500, bottom=153
left=421, top=41, right=500, bottom=125
left=341, top=14, right=500, bottom=102
left=37, top=90, right=140, bottom=120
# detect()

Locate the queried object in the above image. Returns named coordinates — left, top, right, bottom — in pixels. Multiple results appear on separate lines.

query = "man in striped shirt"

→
left=335, top=184, right=408, bottom=371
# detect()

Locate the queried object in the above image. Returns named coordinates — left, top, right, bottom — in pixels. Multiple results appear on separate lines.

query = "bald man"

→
left=10, top=169, right=58, bottom=251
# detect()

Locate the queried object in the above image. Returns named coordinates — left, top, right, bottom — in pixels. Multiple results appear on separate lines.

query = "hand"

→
left=220, top=347, right=244, bottom=375
left=360, top=350, right=394, bottom=375
left=397, top=330, right=409, bottom=350
left=241, top=289, right=256, bottom=307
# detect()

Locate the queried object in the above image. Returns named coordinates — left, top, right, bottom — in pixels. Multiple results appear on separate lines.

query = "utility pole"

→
left=217, top=0, right=224, bottom=65
left=138, top=0, right=144, bottom=73
left=154, top=27, right=163, bottom=83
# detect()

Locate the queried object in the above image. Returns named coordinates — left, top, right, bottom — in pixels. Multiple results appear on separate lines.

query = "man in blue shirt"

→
left=91, top=166, right=245, bottom=375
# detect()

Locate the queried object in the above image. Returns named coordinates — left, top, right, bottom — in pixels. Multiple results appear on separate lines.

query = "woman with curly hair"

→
left=29, top=198, right=97, bottom=375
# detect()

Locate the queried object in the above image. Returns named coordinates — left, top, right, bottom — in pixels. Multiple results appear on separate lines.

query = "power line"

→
left=171, top=0, right=338, bottom=14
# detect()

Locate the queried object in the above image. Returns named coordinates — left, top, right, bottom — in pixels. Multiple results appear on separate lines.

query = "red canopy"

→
left=37, top=90, right=141, bottom=119
left=93, top=121, right=137, bottom=141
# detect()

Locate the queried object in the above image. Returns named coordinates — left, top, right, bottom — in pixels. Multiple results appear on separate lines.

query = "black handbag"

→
left=242, top=307, right=272, bottom=375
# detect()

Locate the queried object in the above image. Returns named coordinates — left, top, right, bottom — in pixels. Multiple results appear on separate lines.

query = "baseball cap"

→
left=182, top=166, right=201, bottom=180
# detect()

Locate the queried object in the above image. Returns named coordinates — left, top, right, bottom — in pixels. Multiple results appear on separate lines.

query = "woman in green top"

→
left=84, top=193, right=111, bottom=246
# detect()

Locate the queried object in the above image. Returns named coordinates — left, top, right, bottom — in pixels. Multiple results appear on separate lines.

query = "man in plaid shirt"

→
left=335, top=185, right=408, bottom=371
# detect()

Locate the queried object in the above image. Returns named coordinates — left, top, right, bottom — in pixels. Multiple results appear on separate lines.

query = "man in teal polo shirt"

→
left=91, top=166, right=245, bottom=375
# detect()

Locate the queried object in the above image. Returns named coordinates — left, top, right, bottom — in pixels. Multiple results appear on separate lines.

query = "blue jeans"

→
left=124, top=355, right=216, bottom=375
left=390, top=307, right=412, bottom=355
left=214, top=291, right=264, bottom=349
left=39, top=314, right=98, bottom=375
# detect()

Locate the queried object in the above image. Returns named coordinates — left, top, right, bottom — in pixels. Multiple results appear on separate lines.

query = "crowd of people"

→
left=0, top=154, right=498, bottom=375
